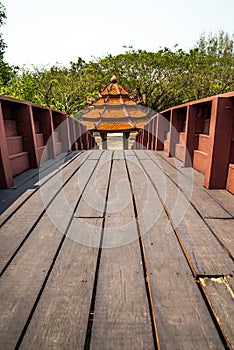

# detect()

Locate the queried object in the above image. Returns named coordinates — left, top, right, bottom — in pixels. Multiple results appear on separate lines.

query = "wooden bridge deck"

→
left=0, top=150, right=233, bottom=350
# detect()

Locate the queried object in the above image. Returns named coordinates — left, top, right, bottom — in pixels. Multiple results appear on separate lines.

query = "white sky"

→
left=2, top=0, right=234, bottom=67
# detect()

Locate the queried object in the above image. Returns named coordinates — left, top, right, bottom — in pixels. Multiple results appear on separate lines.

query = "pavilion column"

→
left=100, top=132, right=107, bottom=150
left=123, top=132, right=130, bottom=150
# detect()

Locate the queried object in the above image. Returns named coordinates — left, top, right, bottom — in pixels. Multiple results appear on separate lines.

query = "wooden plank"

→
left=0, top=151, right=83, bottom=221
left=148, top=151, right=231, bottom=219
left=156, top=150, right=234, bottom=217
left=205, top=218, right=234, bottom=259
left=203, top=189, right=234, bottom=218
left=0, top=153, right=91, bottom=273
left=90, top=159, right=154, bottom=349
left=21, top=152, right=111, bottom=349
left=112, top=150, right=124, bottom=159
left=87, top=149, right=103, bottom=159
left=125, top=154, right=163, bottom=235
left=75, top=151, right=112, bottom=218
left=0, top=213, right=64, bottom=350
left=0, top=152, right=67, bottom=211
left=199, top=276, right=234, bottom=349
left=13, top=151, right=79, bottom=189
left=0, top=158, right=100, bottom=349
left=126, top=154, right=224, bottom=349
left=134, top=150, right=150, bottom=159
left=41, top=159, right=99, bottom=235
left=19, top=218, right=102, bottom=350
left=0, top=152, right=86, bottom=226
left=140, top=157, right=234, bottom=276
left=124, top=150, right=135, bottom=156
left=0, top=188, right=35, bottom=222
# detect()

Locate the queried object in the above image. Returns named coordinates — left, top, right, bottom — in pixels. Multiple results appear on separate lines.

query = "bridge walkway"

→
left=0, top=150, right=233, bottom=349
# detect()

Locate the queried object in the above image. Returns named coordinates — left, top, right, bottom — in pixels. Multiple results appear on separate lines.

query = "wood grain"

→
left=0, top=157, right=100, bottom=349
left=156, top=150, right=234, bottom=217
left=205, top=218, right=234, bottom=259
left=148, top=151, right=231, bottom=219
left=139, top=157, right=234, bottom=276
left=0, top=150, right=233, bottom=350
left=199, top=276, right=234, bottom=349
left=127, top=153, right=224, bottom=349
left=75, top=151, right=112, bottom=218
left=90, top=159, right=154, bottom=349
left=0, top=152, right=89, bottom=273
left=0, top=151, right=83, bottom=220
left=20, top=218, right=102, bottom=350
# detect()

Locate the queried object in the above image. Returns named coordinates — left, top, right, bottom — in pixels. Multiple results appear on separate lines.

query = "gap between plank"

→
left=84, top=151, right=114, bottom=350
left=203, top=217, right=234, bottom=220
left=73, top=216, right=104, bottom=219
left=124, top=154, right=160, bottom=350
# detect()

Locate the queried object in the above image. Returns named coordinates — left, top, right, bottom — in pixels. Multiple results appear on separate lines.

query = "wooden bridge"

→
left=0, top=93, right=234, bottom=349
left=0, top=149, right=233, bottom=349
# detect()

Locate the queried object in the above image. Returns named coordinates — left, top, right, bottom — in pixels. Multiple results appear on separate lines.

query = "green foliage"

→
left=1, top=31, right=234, bottom=114
left=185, top=31, right=234, bottom=100
left=0, top=1, right=6, bottom=60
left=0, top=2, right=16, bottom=87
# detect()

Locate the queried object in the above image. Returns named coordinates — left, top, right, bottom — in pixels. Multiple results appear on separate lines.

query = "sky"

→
left=2, top=0, right=234, bottom=67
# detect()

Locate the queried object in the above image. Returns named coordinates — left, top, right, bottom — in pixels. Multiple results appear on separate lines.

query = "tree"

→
left=186, top=31, right=234, bottom=99
left=1, top=31, right=233, bottom=114
left=0, top=2, right=15, bottom=88
left=0, top=1, right=6, bottom=60
left=88, top=47, right=194, bottom=111
left=196, top=30, right=234, bottom=57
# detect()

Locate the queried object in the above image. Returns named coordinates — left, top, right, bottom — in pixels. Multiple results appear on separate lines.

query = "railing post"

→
left=147, top=123, right=152, bottom=150
left=17, top=104, right=38, bottom=168
left=0, top=102, right=13, bottom=188
left=184, top=105, right=197, bottom=167
left=45, top=109, right=56, bottom=159
left=155, top=113, right=168, bottom=151
left=61, top=114, right=70, bottom=152
left=168, top=110, right=179, bottom=157
left=151, top=117, right=157, bottom=150
left=68, top=118, right=77, bottom=151
left=204, top=97, right=234, bottom=189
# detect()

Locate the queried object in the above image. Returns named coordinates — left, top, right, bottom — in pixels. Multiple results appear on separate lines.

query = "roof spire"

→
left=110, top=75, right=117, bottom=83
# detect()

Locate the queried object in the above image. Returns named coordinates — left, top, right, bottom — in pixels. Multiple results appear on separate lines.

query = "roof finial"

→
left=110, top=75, right=117, bottom=83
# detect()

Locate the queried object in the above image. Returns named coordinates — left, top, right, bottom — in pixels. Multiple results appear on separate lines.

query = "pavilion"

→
left=80, top=76, right=154, bottom=149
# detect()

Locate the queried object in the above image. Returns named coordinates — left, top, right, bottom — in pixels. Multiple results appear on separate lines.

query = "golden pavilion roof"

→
left=80, top=76, right=154, bottom=132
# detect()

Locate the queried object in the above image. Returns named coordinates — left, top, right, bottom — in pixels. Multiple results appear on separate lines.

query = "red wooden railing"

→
left=132, top=92, right=234, bottom=194
left=0, top=95, right=97, bottom=188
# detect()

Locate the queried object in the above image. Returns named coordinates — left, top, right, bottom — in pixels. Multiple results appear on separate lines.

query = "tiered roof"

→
left=80, top=76, right=154, bottom=132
